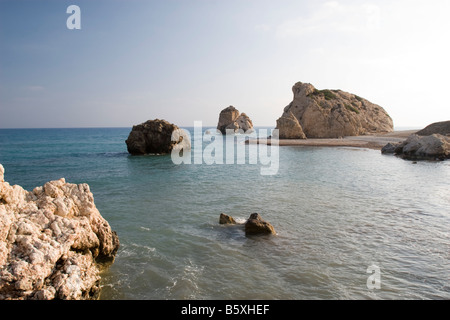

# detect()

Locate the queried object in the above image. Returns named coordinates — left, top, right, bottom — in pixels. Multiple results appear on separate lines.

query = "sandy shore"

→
left=248, top=130, right=416, bottom=150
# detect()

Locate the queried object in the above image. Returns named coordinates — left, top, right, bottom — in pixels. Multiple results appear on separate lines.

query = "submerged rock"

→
left=125, top=119, right=190, bottom=155
left=217, top=106, right=254, bottom=134
left=219, top=213, right=237, bottom=225
left=0, top=164, right=119, bottom=300
left=276, top=82, right=393, bottom=138
left=244, top=213, right=276, bottom=236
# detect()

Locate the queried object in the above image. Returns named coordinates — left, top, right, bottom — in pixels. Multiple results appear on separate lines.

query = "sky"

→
left=0, top=0, right=449, bottom=129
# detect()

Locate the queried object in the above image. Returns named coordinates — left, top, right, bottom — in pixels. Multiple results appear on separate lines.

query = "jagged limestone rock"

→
left=0, top=165, right=119, bottom=300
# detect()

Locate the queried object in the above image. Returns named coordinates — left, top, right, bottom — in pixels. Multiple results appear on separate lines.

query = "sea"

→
left=0, top=127, right=449, bottom=300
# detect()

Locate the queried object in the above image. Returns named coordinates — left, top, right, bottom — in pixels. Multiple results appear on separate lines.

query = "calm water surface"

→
left=0, top=128, right=449, bottom=299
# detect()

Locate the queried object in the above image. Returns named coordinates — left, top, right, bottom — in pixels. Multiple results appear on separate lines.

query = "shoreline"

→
left=248, top=130, right=417, bottom=150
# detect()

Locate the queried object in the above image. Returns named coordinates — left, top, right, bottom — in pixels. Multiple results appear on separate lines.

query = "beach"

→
left=248, top=130, right=417, bottom=150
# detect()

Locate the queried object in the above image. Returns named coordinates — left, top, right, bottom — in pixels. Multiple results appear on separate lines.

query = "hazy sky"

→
left=1, top=0, right=449, bottom=128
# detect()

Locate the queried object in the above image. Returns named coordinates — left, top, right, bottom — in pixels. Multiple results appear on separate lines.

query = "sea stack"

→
left=217, top=106, right=254, bottom=134
left=0, top=164, right=119, bottom=300
left=276, top=82, right=394, bottom=139
left=125, top=119, right=190, bottom=155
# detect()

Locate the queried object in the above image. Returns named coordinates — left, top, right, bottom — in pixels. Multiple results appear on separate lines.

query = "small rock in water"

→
left=244, top=213, right=276, bottom=236
left=218, top=213, right=276, bottom=236
left=219, top=213, right=237, bottom=225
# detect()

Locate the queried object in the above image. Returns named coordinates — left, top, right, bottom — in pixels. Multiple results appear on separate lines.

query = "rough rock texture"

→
left=416, top=120, right=450, bottom=136
left=0, top=164, right=119, bottom=300
left=276, top=111, right=307, bottom=139
left=125, top=119, right=190, bottom=155
left=217, top=106, right=240, bottom=134
left=381, top=143, right=397, bottom=155
left=219, top=213, right=236, bottom=225
left=217, top=106, right=254, bottom=134
left=383, top=134, right=450, bottom=160
left=244, top=213, right=276, bottom=236
left=276, top=82, right=394, bottom=138
left=235, top=113, right=254, bottom=133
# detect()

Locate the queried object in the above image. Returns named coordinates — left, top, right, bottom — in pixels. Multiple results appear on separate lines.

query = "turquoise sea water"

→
left=0, top=127, right=449, bottom=299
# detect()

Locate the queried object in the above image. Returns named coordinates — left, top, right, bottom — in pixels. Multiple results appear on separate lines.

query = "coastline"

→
left=2, top=128, right=449, bottom=300
left=248, top=130, right=417, bottom=150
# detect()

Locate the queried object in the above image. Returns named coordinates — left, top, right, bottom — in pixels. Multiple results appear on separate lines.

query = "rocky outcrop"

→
left=276, top=111, right=307, bottom=139
left=125, top=119, right=190, bottom=155
left=217, top=106, right=240, bottom=133
left=381, top=143, right=397, bottom=155
left=276, top=82, right=394, bottom=139
left=382, top=134, right=450, bottom=161
left=235, top=113, right=254, bottom=133
left=218, top=213, right=276, bottom=235
left=416, top=121, right=450, bottom=136
left=217, top=106, right=254, bottom=134
left=219, top=213, right=236, bottom=225
left=244, top=213, right=276, bottom=236
left=0, top=164, right=119, bottom=300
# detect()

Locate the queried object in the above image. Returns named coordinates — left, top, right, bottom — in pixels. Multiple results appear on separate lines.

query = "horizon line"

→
left=0, top=125, right=277, bottom=130
left=0, top=125, right=423, bottom=131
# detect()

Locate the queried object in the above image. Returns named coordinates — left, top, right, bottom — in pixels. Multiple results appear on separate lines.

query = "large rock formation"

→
left=0, top=164, right=119, bottom=300
left=276, top=82, right=394, bottom=139
left=382, top=134, right=450, bottom=160
left=217, top=106, right=254, bottom=134
left=416, top=120, right=450, bottom=136
left=125, top=119, right=190, bottom=155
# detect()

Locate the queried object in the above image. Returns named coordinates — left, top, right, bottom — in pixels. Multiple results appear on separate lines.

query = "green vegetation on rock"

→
left=345, top=104, right=360, bottom=114
left=308, top=89, right=337, bottom=101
